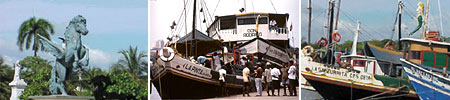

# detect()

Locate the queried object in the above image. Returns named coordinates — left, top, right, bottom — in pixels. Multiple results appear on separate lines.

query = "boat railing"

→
left=219, top=29, right=237, bottom=34
left=270, top=27, right=289, bottom=34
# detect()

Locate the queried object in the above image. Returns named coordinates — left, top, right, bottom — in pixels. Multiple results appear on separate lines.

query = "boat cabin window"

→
left=410, top=51, right=421, bottom=60
left=435, top=52, right=447, bottom=67
left=220, top=17, right=236, bottom=29
left=237, top=17, right=268, bottom=25
left=353, top=60, right=365, bottom=66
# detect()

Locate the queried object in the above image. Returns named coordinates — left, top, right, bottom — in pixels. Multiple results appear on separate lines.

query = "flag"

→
left=290, top=23, right=293, bottom=31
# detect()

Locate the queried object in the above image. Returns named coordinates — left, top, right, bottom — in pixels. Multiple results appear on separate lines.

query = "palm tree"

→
left=17, top=17, right=55, bottom=57
left=0, top=56, right=13, bottom=100
left=117, top=46, right=148, bottom=77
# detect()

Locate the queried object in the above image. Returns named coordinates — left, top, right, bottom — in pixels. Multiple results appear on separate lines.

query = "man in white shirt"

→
left=219, top=68, right=227, bottom=96
left=288, top=61, right=297, bottom=96
left=271, top=65, right=281, bottom=96
left=263, top=62, right=273, bottom=96
left=213, top=53, right=222, bottom=71
left=242, top=66, right=250, bottom=97
left=269, top=19, right=278, bottom=32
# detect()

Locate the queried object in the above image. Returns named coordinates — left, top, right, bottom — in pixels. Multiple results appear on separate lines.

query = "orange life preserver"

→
left=336, top=53, right=343, bottom=65
left=332, top=32, right=341, bottom=42
left=317, top=37, right=328, bottom=47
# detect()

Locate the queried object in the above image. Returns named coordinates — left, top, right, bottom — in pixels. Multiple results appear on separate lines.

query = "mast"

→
left=307, top=0, right=312, bottom=44
left=423, top=0, right=430, bottom=39
left=334, top=0, right=341, bottom=30
left=192, top=0, right=197, bottom=57
left=351, top=21, right=361, bottom=56
left=438, top=0, right=444, bottom=38
left=327, top=0, right=335, bottom=65
left=398, top=0, right=402, bottom=51
left=184, top=0, right=188, bottom=57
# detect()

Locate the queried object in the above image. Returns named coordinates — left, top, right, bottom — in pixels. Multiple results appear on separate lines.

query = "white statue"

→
left=9, top=61, right=27, bottom=100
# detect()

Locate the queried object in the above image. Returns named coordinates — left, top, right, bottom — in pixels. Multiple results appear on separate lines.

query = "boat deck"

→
left=202, top=87, right=299, bottom=100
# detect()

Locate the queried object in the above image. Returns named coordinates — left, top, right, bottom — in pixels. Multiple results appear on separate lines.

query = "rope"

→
left=212, top=0, right=221, bottom=16
left=201, top=0, right=213, bottom=23
left=269, top=0, right=277, bottom=13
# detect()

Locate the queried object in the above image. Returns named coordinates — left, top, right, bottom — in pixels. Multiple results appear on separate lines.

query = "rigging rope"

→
left=269, top=0, right=277, bottom=13
left=201, top=0, right=214, bottom=23
left=173, top=0, right=192, bottom=36
left=212, top=0, right=221, bottom=16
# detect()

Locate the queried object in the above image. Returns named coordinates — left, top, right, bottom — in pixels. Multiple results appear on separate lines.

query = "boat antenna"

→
left=184, top=0, right=188, bottom=57
left=192, top=0, right=197, bottom=57
left=334, top=0, right=341, bottom=31
left=398, top=0, right=402, bottom=51
left=256, top=15, right=261, bottom=38
left=351, top=21, right=361, bottom=56
left=269, top=0, right=278, bottom=13
left=327, top=0, right=335, bottom=65
left=438, top=0, right=445, bottom=39
left=422, top=0, right=430, bottom=39
left=307, top=0, right=312, bottom=44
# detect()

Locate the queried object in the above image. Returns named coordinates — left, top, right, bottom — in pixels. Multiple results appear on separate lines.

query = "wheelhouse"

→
left=401, top=38, right=450, bottom=72
left=206, top=12, right=290, bottom=49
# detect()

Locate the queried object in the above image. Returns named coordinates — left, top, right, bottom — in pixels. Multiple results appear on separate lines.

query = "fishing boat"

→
left=205, top=12, right=291, bottom=66
left=400, top=38, right=450, bottom=100
left=398, top=0, right=450, bottom=99
left=151, top=0, right=294, bottom=99
left=301, top=19, right=418, bottom=99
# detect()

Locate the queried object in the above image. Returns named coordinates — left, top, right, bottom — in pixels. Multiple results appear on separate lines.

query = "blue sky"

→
left=0, top=0, right=148, bottom=70
left=301, top=0, right=450, bottom=43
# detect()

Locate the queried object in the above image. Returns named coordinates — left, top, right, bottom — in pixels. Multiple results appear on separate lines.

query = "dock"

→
left=203, top=87, right=299, bottom=100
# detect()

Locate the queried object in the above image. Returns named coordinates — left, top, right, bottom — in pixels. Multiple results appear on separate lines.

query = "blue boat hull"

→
left=400, top=59, right=450, bottom=100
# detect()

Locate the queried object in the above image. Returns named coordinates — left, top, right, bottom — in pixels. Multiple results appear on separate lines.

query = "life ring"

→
left=384, top=42, right=395, bottom=50
left=336, top=53, right=343, bottom=65
left=302, top=45, right=314, bottom=56
left=317, top=37, right=328, bottom=47
left=332, top=32, right=341, bottom=42
left=159, top=47, right=175, bottom=62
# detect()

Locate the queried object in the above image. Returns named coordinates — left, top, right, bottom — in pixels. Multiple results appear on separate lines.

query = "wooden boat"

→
left=400, top=37, right=450, bottom=100
left=151, top=0, right=293, bottom=99
left=398, top=0, right=450, bottom=99
left=151, top=48, right=244, bottom=99
left=301, top=20, right=418, bottom=99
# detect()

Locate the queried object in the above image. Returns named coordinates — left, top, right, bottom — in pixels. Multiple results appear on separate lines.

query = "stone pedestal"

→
left=29, top=95, right=94, bottom=100
left=9, top=61, right=27, bottom=100
left=9, top=80, right=27, bottom=100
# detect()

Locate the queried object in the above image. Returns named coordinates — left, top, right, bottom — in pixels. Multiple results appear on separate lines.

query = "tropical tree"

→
left=91, top=73, right=148, bottom=100
left=0, top=56, right=13, bottom=100
left=17, top=17, right=55, bottom=57
left=116, top=46, right=148, bottom=78
left=19, top=56, right=53, bottom=99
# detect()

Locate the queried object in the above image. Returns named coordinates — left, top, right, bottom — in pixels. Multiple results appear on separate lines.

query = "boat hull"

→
left=302, top=72, right=417, bottom=100
left=151, top=56, right=244, bottom=99
left=401, top=59, right=450, bottom=100
left=152, top=68, right=243, bottom=99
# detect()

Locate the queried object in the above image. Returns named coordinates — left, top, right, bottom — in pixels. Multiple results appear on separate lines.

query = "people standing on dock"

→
left=242, top=63, right=251, bottom=97
left=213, top=52, right=222, bottom=71
left=280, top=63, right=289, bottom=96
left=288, top=61, right=297, bottom=96
left=254, top=62, right=263, bottom=96
left=263, top=62, right=273, bottom=96
left=271, top=65, right=281, bottom=96
left=219, top=68, right=228, bottom=97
